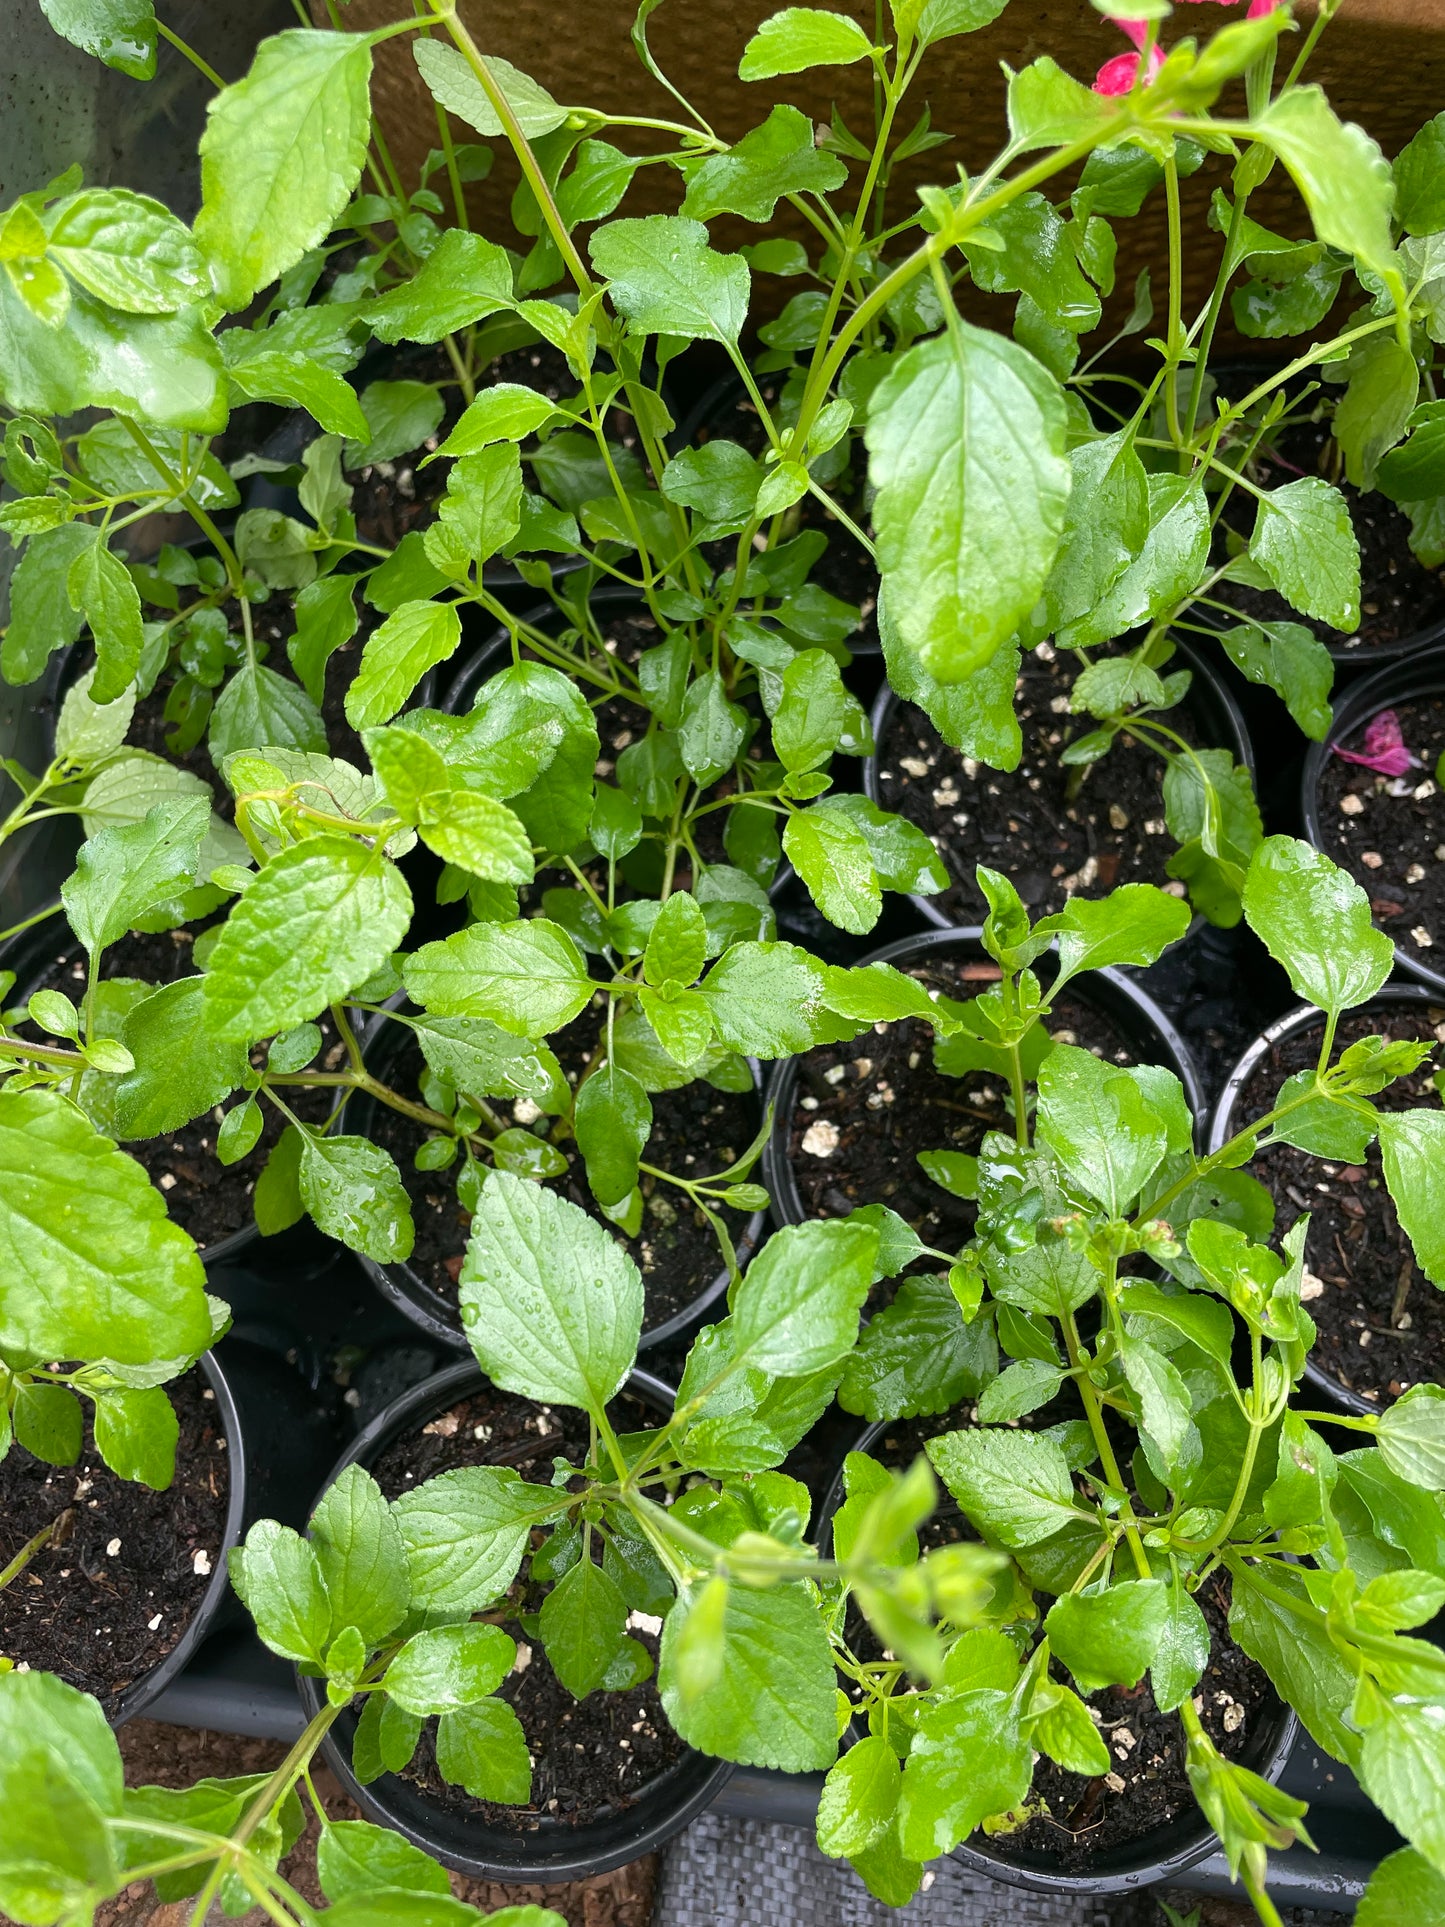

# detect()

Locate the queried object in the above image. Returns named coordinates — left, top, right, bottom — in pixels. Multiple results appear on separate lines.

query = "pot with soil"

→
left=340, top=1003, right=766, bottom=1353
left=0, top=916, right=336, bottom=1268
left=817, top=1402, right=1300, bottom=1897
left=0, top=1349, right=244, bottom=1726
left=762, top=925, right=1202, bottom=1238
left=1301, top=645, right=1445, bottom=997
left=864, top=634, right=1254, bottom=932
left=296, top=1356, right=732, bottom=1880
left=1208, top=985, right=1445, bottom=1416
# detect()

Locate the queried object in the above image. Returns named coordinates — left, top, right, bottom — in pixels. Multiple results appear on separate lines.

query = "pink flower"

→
left=1092, top=18, right=1164, bottom=95
left=1334, top=710, right=1420, bottom=779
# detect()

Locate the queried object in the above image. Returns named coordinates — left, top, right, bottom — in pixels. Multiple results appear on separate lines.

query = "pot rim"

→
left=863, top=630, right=1255, bottom=936
left=1299, top=643, right=1445, bottom=999
left=761, top=922, right=1204, bottom=1230
left=1207, top=981, right=1443, bottom=1419
left=339, top=1006, right=767, bottom=1354
left=294, top=1356, right=735, bottom=1881
left=112, top=1346, right=248, bottom=1726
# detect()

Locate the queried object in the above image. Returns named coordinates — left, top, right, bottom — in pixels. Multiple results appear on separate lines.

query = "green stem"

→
left=1061, top=1311, right=1150, bottom=1580
left=156, top=20, right=225, bottom=89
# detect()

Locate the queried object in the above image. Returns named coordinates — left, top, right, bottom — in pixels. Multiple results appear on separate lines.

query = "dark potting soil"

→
left=0, top=1369, right=228, bottom=1715
left=1314, top=694, right=1445, bottom=965
left=348, top=344, right=584, bottom=553
left=875, top=648, right=1203, bottom=926
left=1217, top=413, right=1445, bottom=652
left=696, top=383, right=878, bottom=650
left=1232, top=1002, right=1445, bottom=1406
left=782, top=954, right=1135, bottom=1245
left=20, top=927, right=335, bottom=1252
left=362, top=1014, right=755, bottom=1332
left=367, top=1386, right=685, bottom=1832
left=852, top=1408, right=1278, bottom=1868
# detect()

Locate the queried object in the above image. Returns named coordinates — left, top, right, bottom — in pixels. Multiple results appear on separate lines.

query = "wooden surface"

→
left=319, top=0, right=1445, bottom=337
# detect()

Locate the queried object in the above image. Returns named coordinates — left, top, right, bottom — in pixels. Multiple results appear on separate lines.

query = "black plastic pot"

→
left=814, top=1411, right=1298, bottom=1900
left=761, top=923, right=1204, bottom=1226
left=296, top=1356, right=733, bottom=1881
left=110, top=1345, right=247, bottom=1725
left=340, top=1008, right=766, bottom=1356
left=864, top=632, right=1255, bottom=936
left=1300, top=644, right=1445, bottom=999
left=1207, top=983, right=1443, bottom=1419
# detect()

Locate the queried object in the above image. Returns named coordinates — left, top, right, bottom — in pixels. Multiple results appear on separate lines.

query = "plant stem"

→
left=0, top=1511, right=70, bottom=1593
left=156, top=20, right=225, bottom=89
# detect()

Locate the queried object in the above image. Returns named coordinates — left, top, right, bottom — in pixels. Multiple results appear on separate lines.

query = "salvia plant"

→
left=0, top=0, right=1444, bottom=1923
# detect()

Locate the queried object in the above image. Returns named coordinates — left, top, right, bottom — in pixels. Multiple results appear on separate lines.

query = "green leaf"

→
left=976, top=1358, right=1064, bottom=1424
left=229, top=1519, right=331, bottom=1665
left=91, top=1385, right=180, bottom=1494
left=434, top=1699, right=532, bottom=1806
left=367, top=228, right=513, bottom=346
left=310, top=1464, right=409, bottom=1649
left=316, top=1822, right=449, bottom=1904
left=897, top=1689, right=1032, bottom=1858
left=733, top=1218, right=877, bottom=1377
left=203, top=836, right=411, bottom=1043
left=1028, top=1678, right=1110, bottom=1776
left=112, top=979, right=247, bottom=1140
left=573, top=1062, right=652, bottom=1208
left=839, top=1274, right=998, bottom=1422
left=411, top=1016, right=564, bottom=1109
left=347, top=380, right=446, bottom=470
left=1378, top=1113, right=1445, bottom=1289
left=1037, top=883, right=1191, bottom=989
left=1254, top=87, right=1399, bottom=290
left=412, top=39, right=568, bottom=139
left=784, top=806, right=881, bottom=936
left=1119, top=1332, right=1196, bottom=1474
left=816, top=1734, right=901, bottom=1858
left=48, top=184, right=204, bottom=315
left=393, top=1466, right=553, bottom=1617
left=698, top=940, right=843, bottom=1058
left=0, top=1671, right=122, bottom=1921
left=681, top=104, right=847, bottom=222
left=1, top=522, right=90, bottom=685
left=738, top=7, right=873, bottom=80
left=196, top=30, right=374, bottom=311
left=1039, top=431, right=1149, bottom=638
left=313, top=1894, right=488, bottom=1927
left=773, top=648, right=851, bottom=774
left=1046, top=1578, right=1168, bottom=1694
left=662, top=442, right=762, bottom=532
left=1252, top=478, right=1361, bottom=632
left=433, top=385, right=555, bottom=466
left=418, top=790, right=533, bottom=887
left=589, top=215, right=748, bottom=343
left=1355, top=1676, right=1445, bottom=1874
left=927, top=1427, right=1084, bottom=1549
left=911, top=0, right=1010, bottom=48
left=458, top=1171, right=643, bottom=1413
left=209, top=662, right=327, bottom=762
left=1335, top=336, right=1420, bottom=493
left=1358, top=1848, right=1445, bottom=1927
left=14, top=1380, right=83, bottom=1467
left=405, top=918, right=592, bottom=1039
left=383, top=1623, right=515, bottom=1715
left=62, top=797, right=207, bottom=955
left=538, top=1556, right=629, bottom=1699
left=1376, top=1387, right=1445, bottom=1491
left=65, top=538, right=143, bottom=705
left=226, top=352, right=369, bottom=441
left=644, top=891, right=707, bottom=987
left=37, top=0, right=156, bottom=78
left=1060, top=472, right=1209, bottom=651
left=1229, top=1567, right=1359, bottom=1764
left=1242, top=836, right=1395, bottom=1016
left=289, top=575, right=360, bottom=707
left=660, top=1580, right=836, bottom=1769
left=426, top=445, right=523, bottom=574
left=298, top=1134, right=414, bottom=1264
left=1150, top=1570, right=1211, bottom=1714
left=1036, top=1043, right=1167, bottom=1216
left=1217, top=619, right=1334, bottom=743
left=1006, top=56, right=1115, bottom=153
left=1117, top=1279, right=1233, bottom=1364
left=865, top=323, right=1069, bottom=681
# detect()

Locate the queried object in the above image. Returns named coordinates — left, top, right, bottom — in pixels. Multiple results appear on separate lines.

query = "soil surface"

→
left=360, top=1010, right=755, bottom=1334
left=102, top=1721, right=658, bottom=1927
left=1314, top=694, right=1445, bottom=967
left=1217, top=413, right=1445, bottom=652
left=18, top=928, right=335, bottom=1254
left=0, top=1371, right=228, bottom=1715
left=875, top=647, right=1209, bottom=926
left=1230, top=1001, right=1445, bottom=1405
left=781, top=953, right=1138, bottom=1245
left=850, top=1406, right=1280, bottom=1869
left=695, top=380, right=879, bottom=651
left=368, top=1384, right=687, bottom=1834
